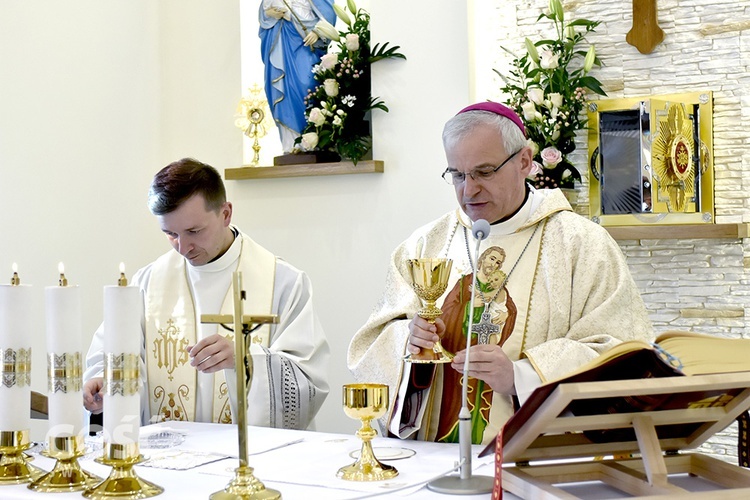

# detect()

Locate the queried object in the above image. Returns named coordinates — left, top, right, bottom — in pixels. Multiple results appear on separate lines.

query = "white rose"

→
left=320, top=53, right=338, bottom=71
left=332, top=116, right=343, bottom=127
left=308, top=107, right=325, bottom=127
left=521, top=101, right=538, bottom=122
left=323, top=78, right=339, bottom=97
left=528, top=87, right=544, bottom=105
left=345, top=34, right=360, bottom=51
left=300, top=132, right=319, bottom=151
left=540, top=146, right=563, bottom=167
left=539, top=49, right=559, bottom=69
left=548, top=92, right=563, bottom=108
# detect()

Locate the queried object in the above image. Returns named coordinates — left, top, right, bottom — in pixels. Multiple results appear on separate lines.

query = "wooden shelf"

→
left=605, top=223, right=750, bottom=241
left=225, top=160, right=384, bottom=180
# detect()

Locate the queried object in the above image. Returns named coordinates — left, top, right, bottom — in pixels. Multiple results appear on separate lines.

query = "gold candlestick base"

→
left=83, top=448, right=163, bottom=499
left=0, top=430, right=46, bottom=484
left=337, top=384, right=399, bottom=482
left=28, top=435, right=102, bottom=492
left=209, top=466, right=281, bottom=500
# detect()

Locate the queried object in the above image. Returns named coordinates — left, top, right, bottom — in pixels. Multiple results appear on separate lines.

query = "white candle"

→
left=103, top=282, right=142, bottom=447
left=0, top=265, right=33, bottom=432
left=45, top=266, right=84, bottom=437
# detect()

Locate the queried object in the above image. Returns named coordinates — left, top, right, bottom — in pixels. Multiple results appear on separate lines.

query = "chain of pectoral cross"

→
left=464, top=223, right=540, bottom=344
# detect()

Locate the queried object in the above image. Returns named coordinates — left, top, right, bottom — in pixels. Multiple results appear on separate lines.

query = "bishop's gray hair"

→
left=442, top=110, right=527, bottom=156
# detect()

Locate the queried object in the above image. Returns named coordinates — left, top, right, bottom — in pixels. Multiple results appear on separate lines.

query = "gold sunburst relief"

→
left=651, top=102, right=695, bottom=212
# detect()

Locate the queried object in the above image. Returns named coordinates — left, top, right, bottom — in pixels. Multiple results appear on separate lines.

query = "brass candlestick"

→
left=29, top=351, right=101, bottom=491
left=404, top=258, right=454, bottom=363
left=201, top=272, right=280, bottom=500
left=83, top=352, right=163, bottom=499
left=0, top=430, right=45, bottom=484
left=82, top=443, right=162, bottom=499
left=337, top=383, right=398, bottom=481
left=28, top=435, right=101, bottom=492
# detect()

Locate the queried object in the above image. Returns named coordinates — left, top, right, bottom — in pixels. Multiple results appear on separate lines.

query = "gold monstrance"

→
left=236, top=84, right=274, bottom=167
left=201, top=272, right=280, bottom=500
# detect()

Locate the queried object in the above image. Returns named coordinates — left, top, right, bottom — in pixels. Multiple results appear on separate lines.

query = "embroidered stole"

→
left=426, top=221, right=544, bottom=444
left=145, top=234, right=276, bottom=423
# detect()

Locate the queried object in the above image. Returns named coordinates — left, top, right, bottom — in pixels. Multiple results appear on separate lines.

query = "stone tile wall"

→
left=484, top=0, right=750, bottom=464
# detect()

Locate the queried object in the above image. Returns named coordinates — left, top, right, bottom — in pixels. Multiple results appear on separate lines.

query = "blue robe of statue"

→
left=259, top=0, right=336, bottom=152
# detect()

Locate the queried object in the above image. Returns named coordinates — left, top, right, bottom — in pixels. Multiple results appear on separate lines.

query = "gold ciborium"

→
left=337, top=384, right=398, bottom=482
left=405, top=258, right=454, bottom=363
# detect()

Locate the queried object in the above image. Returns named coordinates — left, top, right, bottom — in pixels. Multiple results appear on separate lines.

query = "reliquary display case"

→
left=587, top=91, right=714, bottom=226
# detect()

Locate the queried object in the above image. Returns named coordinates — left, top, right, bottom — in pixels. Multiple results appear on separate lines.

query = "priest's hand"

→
left=83, top=377, right=104, bottom=414
left=450, top=344, right=516, bottom=395
left=187, top=334, right=235, bottom=373
left=406, top=316, right=446, bottom=356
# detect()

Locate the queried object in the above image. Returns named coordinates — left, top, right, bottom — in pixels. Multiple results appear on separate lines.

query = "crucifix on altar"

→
left=200, top=271, right=281, bottom=500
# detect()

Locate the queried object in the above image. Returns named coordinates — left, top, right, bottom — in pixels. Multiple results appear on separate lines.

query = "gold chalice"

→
left=405, top=258, right=454, bottom=363
left=337, top=384, right=398, bottom=482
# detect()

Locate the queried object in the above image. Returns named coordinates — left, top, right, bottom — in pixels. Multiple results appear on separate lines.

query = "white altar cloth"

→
left=2, top=421, right=496, bottom=499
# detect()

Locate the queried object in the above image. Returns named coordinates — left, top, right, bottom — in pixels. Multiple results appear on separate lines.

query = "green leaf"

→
left=578, top=76, right=607, bottom=96
left=370, top=42, right=406, bottom=63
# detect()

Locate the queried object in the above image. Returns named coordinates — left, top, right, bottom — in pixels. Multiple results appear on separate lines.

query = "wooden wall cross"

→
left=626, top=0, right=665, bottom=54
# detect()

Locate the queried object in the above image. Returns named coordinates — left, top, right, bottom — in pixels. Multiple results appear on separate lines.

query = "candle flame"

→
left=118, top=262, right=128, bottom=286
left=58, top=262, right=68, bottom=286
left=10, top=263, right=19, bottom=285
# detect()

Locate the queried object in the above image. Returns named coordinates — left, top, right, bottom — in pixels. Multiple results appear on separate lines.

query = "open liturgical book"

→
left=481, top=330, right=750, bottom=457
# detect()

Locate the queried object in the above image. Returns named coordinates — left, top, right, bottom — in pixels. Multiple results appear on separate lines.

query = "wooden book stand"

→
left=496, top=372, right=750, bottom=498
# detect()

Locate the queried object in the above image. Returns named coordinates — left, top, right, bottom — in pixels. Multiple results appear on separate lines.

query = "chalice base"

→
left=82, top=455, right=163, bottom=499
left=403, top=342, right=455, bottom=364
left=0, top=450, right=45, bottom=484
left=337, top=459, right=398, bottom=482
left=28, top=456, right=102, bottom=492
left=209, top=466, right=281, bottom=500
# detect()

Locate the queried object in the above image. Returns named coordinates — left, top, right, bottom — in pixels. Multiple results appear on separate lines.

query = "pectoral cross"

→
left=200, top=272, right=279, bottom=497
left=471, top=304, right=500, bottom=345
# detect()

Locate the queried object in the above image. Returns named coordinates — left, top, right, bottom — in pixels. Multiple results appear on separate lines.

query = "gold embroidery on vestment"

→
left=153, top=384, right=189, bottom=422
left=151, top=318, right=189, bottom=382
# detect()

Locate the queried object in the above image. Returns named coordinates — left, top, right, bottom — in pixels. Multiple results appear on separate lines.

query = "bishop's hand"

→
left=406, top=316, right=446, bottom=356
left=451, top=344, right=516, bottom=395
left=188, top=333, right=235, bottom=373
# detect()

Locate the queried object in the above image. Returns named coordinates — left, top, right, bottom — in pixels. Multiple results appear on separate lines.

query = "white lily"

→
left=333, top=4, right=351, bottom=27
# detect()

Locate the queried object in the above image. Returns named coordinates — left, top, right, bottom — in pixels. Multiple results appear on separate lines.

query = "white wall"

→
left=0, top=1, right=161, bottom=440
left=0, top=0, right=468, bottom=436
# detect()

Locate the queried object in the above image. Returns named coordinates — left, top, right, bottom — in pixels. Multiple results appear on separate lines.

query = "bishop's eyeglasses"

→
left=441, top=149, right=521, bottom=185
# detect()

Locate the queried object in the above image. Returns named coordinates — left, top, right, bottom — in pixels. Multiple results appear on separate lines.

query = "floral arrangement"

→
left=497, top=0, right=606, bottom=189
left=295, top=0, right=405, bottom=164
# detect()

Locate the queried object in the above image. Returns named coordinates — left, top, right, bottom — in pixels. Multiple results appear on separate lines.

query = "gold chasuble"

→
left=425, top=218, right=544, bottom=445
left=145, top=235, right=276, bottom=424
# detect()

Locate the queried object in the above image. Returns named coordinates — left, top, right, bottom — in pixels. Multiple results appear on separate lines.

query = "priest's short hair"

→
left=148, top=157, right=227, bottom=215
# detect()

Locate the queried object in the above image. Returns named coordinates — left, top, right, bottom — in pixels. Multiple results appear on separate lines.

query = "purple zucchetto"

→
left=457, top=101, right=526, bottom=138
